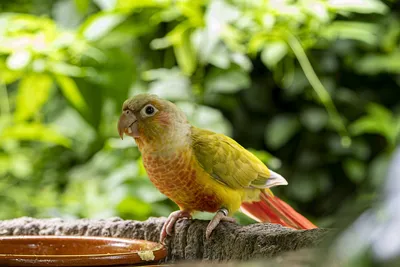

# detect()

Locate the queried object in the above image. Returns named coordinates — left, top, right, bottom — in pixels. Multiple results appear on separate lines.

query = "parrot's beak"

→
left=118, top=111, right=139, bottom=139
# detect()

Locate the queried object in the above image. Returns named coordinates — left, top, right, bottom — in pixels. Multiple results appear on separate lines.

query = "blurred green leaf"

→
left=350, top=140, right=371, bottom=160
left=80, top=12, right=127, bottom=41
left=261, top=41, right=288, bottom=69
left=177, top=102, right=232, bottom=135
left=368, top=153, right=389, bottom=188
left=164, top=23, right=197, bottom=76
left=69, top=79, right=103, bottom=129
left=54, top=0, right=85, bottom=29
left=231, top=53, right=252, bottom=71
left=55, top=75, right=88, bottom=115
left=343, top=159, right=366, bottom=183
left=0, top=123, right=71, bottom=147
left=0, top=154, right=10, bottom=176
left=115, top=0, right=169, bottom=10
left=48, top=62, right=85, bottom=77
left=74, top=0, right=90, bottom=14
left=0, top=61, right=21, bottom=84
left=6, top=50, right=31, bottom=70
left=287, top=174, right=317, bottom=203
left=15, top=74, right=53, bottom=121
left=207, top=44, right=231, bottom=69
left=191, top=0, right=239, bottom=63
left=88, top=48, right=134, bottom=109
left=327, top=0, right=387, bottom=14
left=144, top=68, right=191, bottom=101
left=300, top=107, right=329, bottom=132
left=305, top=2, right=329, bottom=22
left=94, top=0, right=117, bottom=10
left=117, top=196, right=152, bottom=220
left=205, top=67, right=250, bottom=93
left=265, top=115, right=300, bottom=150
left=350, top=103, right=400, bottom=146
left=321, top=22, right=379, bottom=45
left=355, top=52, right=400, bottom=74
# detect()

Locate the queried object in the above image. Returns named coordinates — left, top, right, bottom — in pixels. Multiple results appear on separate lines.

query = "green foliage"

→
left=265, top=115, right=300, bottom=149
left=0, top=0, right=398, bottom=230
left=350, top=104, right=400, bottom=147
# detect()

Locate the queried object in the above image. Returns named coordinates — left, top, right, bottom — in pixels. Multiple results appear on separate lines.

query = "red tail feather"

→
left=240, top=190, right=317, bottom=229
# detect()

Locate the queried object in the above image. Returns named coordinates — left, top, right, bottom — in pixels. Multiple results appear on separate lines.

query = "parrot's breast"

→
left=142, top=148, right=224, bottom=212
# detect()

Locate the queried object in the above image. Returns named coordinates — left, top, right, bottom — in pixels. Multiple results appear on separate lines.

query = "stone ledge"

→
left=0, top=217, right=329, bottom=263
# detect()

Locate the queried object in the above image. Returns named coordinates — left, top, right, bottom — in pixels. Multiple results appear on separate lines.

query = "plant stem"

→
left=287, top=33, right=351, bottom=147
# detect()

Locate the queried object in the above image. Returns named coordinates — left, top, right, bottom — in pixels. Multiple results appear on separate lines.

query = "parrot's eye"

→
left=141, top=104, right=158, bottom=118
left=145, top=106, right=154, bottom=115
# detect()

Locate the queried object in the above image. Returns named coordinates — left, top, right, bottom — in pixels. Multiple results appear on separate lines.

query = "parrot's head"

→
left=118, top=94, right=190, bottom=150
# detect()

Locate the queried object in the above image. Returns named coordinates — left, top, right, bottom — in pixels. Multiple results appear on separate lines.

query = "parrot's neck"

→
left=135, top=123, right=192, bottom=156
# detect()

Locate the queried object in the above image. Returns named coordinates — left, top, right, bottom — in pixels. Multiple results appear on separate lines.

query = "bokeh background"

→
left=0, top=0, right=399, bottom=231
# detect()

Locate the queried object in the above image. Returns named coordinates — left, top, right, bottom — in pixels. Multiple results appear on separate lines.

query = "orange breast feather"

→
left=142, top=148, right=224, bottom=212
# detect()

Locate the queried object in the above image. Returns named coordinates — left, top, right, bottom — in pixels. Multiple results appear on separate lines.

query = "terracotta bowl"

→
left=0, top=235, right=167, bottom=266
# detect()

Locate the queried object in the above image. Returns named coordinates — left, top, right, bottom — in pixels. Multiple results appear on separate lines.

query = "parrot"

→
left=118, top=94, right=317, bottom=242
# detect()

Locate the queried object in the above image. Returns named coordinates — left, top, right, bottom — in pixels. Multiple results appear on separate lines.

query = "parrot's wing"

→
left=191, top=127, right=287, bottom=190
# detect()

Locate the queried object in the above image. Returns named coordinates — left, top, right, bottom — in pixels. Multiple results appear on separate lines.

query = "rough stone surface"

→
left=0, top=217, right=329, bottom=263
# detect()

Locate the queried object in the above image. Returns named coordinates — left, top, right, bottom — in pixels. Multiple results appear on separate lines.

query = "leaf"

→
left=86, top=49, right=134, bottom=108
left=80, top=12, right=127, bottom=41
left=54, top=0, right=85, bottom=28
left=6, top=50, right=31, bottom=70
left=305, top=2, right=329, bottom=22
left=117, top=196, right=152, bottom=220
left=173, top=29, right=197, bottom=76
left=144, top=68, right=191, bottom=101
left=343, top=159, right=366, bottom=183
left=177, top=102, right=232, bottom=135
left=355, top=52, right=400, bottom=74
left=327, top=0, right=388, bottom=14
left=55, top=75, right=88, bottom=115
left=287, top=174, right=317, bottom=202
left=350, top=140, right=371, bottom=160
left=74, top=0, right=90, bottom=13
left=321, top=22, right=379, bottom=45
left=0, top=123, right=71, bottom=147
left=15, top=74, right=53, bottom=121
left=300, top=108, right=329, bottom=132
left=115, top=0, right=168, bottom=10
left=205, top=67, right=250, bottom=93
left=191, top=0, right=240, bottom=62
left=261, top=41, right=288, bottom=68
left=368, top=153, right=389, bottom=188
left=48, top=61, right=85, bottom=77
left=94, top=0, right=117, bottom=10
left=206, top=0, right=240, bottom=25
left=231, top=53, right=252, bottom=72
left=349, top=103, right=399, bottom=145
left=0, top=61, right=21, bottom=84
left=208, top=44, right=231, bottom=69
left=248, top=33, right=268, bottom=54
left=72, top=79, right=103, bottom=129
left=265, top=115, right=300, bottom=149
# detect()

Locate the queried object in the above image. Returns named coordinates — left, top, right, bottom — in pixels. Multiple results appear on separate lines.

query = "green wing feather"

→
left=191, top=127, right=286, bottom=190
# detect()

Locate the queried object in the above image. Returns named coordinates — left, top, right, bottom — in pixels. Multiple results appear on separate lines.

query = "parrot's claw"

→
left=206, top=208, right=236, bottom=239
left=160, top=210, right=191, bottom=243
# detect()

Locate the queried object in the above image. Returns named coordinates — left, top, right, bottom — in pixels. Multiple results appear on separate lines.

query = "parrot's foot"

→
left=160, top=210, right=191, bottom=243
left=206, top=208, right=236, bottom=239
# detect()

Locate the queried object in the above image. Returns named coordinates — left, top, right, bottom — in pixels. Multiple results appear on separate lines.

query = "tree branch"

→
left=0, top=217, right=329, bottom=263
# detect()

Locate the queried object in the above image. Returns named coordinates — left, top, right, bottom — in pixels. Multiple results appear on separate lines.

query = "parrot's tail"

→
left=240, top=189, right=317, bottom=229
